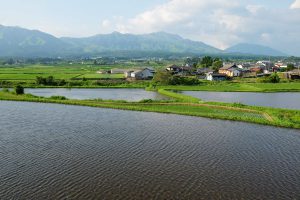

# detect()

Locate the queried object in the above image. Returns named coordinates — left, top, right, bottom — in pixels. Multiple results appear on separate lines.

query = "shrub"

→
left=49, top=96, right=68, bottom=100
left=36, top=76, right=58, bottom=86
left=15, top=85, right=24, bottom=95
left=258, top=73, right=280, bottom=83
left=140, top=99, right=153, bottom=103
left=269, top=73, right=281, bottom=83
left=57, top=79, right=67, bottom=86
left=152, top=70, right=172, bottom=85
left=169, top=76, right=200, bottom=85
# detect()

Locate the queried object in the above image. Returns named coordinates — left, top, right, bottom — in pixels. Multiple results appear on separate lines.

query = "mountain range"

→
left=0, top=25, right=288, bottom=58
left=225, top=43, right=286, bottom=57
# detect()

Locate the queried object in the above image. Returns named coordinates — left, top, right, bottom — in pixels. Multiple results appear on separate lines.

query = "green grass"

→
left=78, top=73, right=124, bottom=79
left=0, top=64, right=122, bottom=80
left=157, top=89, right=200, bottom=103
left=0, top=73, right=81, bottom=80
left=1, top=90, right=299, bottom=129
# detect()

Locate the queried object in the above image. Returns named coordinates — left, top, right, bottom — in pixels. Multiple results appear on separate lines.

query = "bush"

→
left=269, top=73, right=281, bottom=83
left=169, top=76, right=200, bottom=85
left=258, top=73, right=280, bottom=83
left=139, top=99, right=153, bottom=103
left=49, top=96, right=68, bottom=100
left=36, top=76, right=58, bottom=86
left=152, top=70, right=172, bottom=85
left=57, top=79, right=67, bottom=86
left=15, top=85, right=24, bottom=95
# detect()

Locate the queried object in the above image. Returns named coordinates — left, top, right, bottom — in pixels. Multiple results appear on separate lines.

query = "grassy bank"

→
left=1, top=90, right=299, bottom=129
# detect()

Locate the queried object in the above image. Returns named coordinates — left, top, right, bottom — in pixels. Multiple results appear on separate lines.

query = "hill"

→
left=225, top=43, right=287, bottom=57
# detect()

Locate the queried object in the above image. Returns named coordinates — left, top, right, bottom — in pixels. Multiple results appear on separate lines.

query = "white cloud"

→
left=102, top=20, right=110, bottom=28
left=291, top=0, right=300, bottom=9
left=101, top=0, right=300, bottom=55
left=246, top=5, right=264, bottom=14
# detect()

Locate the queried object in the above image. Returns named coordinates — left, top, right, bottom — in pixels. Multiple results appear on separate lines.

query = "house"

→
left=166, top=65, right=181, bottom=73
left=206, top=72, right=227, bottom=81
left=285, top=69, right=300, bottom=80
left=219, top=64, right=242, bottom=77
left=124, top=70, right=134, bottom=78
left=237, top=63, right=252, bottom=69
left=126, top=68, right=155, bottom=80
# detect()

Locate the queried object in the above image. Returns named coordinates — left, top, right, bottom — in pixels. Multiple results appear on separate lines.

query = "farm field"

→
left=0, top=64, right=125, bottom=80
left=77, top=74, right=124, bottom=79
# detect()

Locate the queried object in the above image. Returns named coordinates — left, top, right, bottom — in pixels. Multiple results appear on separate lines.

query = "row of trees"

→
left=152, top=71, right=200, bottom=85
left=185, top=56, right=223, bottom=70
left=36, top=76, right=66, bottom=86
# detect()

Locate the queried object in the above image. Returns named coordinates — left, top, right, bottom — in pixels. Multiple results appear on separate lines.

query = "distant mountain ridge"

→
left=0, top=25, right=70, bottom=57
left=61, top=31, right=222, bottom=55
left=225, top=43, right=287, bottom=57
left=0, top=25, right=288, bottom=57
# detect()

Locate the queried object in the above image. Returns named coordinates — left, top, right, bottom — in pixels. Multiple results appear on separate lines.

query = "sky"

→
left=0, top=0, right=300, bottom=55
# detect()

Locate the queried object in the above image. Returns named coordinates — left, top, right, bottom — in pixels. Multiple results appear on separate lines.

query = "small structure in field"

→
left=111, top=69, right=128, bottom=74
left=206, top=72, right=227, bottom=81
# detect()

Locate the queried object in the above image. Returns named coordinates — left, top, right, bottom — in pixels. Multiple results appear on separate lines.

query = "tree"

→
left=200, top=56, right=213, bottom=68
left=152, top=70, right=172, bottom=85
left=268, top=73, right=280, bottom=83
left=287, top=63, right=295, bottom=71
left=212, top=60, right=223, bottom=71
left=184, top=57, right=200, bottom=68
left=15, top=85, right=24, bottom=95
left=46, top=76, right=55, bottom=85
left=36, top=76, right=46, bottom=85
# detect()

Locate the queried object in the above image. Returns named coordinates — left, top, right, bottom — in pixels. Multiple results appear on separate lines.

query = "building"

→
left=126, top=68, right=155, bottom=80
left=206, top=72, right=227, bottom=81
left=285, top=69, right=300, bottom=80
left=166, top=65, right=193, bottom=75
left=166, top=65, right=181, bottom=73
left=110, top=69, right=128, bottom=74
left=219, top=64, right=242, bottom=77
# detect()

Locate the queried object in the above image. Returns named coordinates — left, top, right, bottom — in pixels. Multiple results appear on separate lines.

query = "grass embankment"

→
left=1, top=90, right=299, bottom=129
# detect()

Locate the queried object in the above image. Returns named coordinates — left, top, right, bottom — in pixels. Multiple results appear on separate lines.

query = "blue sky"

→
left=0, top=0, right=300, bottom=55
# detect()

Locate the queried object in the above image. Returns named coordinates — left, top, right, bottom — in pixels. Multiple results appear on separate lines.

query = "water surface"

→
left=0, top=101, right=300, bottom=199
left=182, top=91, right=300, bottom=110
left=24, top=88, right=168, bottom=101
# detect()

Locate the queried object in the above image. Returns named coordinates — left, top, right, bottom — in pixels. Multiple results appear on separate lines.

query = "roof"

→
left=167, top=64, right=180, bottom=69
left=197, top=68, right=213, bottom=73
left=131, top=70, right=143, bottom=75
left=289, top=69, right=300, bottom=74
left=220, top=64, right=237, bottom=70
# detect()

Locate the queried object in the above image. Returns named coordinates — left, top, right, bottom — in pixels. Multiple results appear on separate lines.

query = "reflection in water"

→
left=182, top=91, right=300, bottom=110
left=0, top=101, right=300, bottom=199
left=24, top=88, right=169, bottom=101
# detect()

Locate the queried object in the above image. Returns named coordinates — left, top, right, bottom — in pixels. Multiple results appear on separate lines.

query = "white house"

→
left=127, top=68, right=155, bottom=80
left=206, top=72, right=227, bottom=81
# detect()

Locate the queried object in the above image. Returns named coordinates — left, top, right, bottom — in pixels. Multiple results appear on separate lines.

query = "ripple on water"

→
left=0, top=101, right=300, bottom=199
